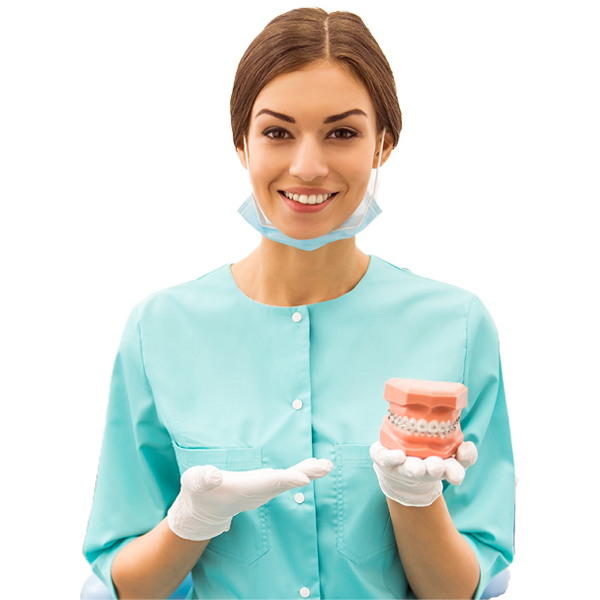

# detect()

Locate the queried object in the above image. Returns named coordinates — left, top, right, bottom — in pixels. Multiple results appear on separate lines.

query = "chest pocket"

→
left=172, top=444, right=269, bottom=564
left=335, top=444, right=397, bottom=563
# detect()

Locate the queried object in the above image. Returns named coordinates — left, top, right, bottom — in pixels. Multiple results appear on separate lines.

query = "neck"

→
left=231, top=237, right=370, bottom=306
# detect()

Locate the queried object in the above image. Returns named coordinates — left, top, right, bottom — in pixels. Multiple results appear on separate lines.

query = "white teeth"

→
left=282, top=191, right=333, bottom=204
left=388, top=410, right=459, bottom=438
left=427, top=420, right=439, bottom=437
left=408, top=418, right=417, bottom=436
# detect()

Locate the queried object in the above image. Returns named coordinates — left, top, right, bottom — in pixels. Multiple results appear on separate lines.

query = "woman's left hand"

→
left=370, top=441, right=478, bottom=507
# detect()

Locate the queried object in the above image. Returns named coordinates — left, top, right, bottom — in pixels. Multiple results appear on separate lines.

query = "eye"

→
left=328, top=128, right=358, bottom=140
left=263, top=128, right=291, bottom=140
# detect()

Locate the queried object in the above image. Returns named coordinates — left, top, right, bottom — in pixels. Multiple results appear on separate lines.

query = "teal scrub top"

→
left=83, top=255, right=515, bottom=599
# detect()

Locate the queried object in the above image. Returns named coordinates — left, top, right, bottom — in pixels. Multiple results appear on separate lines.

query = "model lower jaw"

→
left=380, top=414, right=464, bottom=459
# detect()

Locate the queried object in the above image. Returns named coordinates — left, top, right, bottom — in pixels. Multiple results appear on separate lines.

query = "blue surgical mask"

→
left=237, top=128, right=386, bottom=252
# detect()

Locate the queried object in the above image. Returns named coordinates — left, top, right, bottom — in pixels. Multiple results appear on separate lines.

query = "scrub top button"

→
left=294, top=493, right=305, bottom=504
left=292, top=399, right=303, bottom=410
left=300, top=587, right=310, bottom=598
left=292, top=312, right=302, bottom=322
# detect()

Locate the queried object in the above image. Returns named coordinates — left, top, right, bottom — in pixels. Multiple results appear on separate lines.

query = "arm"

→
left=373, top=294, right=515, bottom=599
left=85, top=308, right=334, bottom=598
left=88, top=310, right=202, bottom=600
left=112, top=458, right=333, bottom=599
left=387, top=495, right=479, bottom=600
left=112, top=518, right=208, bottom=600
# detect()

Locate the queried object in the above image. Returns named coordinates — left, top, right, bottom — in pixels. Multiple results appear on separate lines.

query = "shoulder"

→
left=370, top=255, right=479, bottom=312
left=130, top=263, right=234, bottom=326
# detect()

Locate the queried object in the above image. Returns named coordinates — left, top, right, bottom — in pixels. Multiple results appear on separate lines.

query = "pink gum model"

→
left=379, top=378, right=468, bottom=459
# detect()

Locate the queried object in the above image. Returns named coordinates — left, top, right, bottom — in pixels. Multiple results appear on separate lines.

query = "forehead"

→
left=252, top=62, right=375, bottom=124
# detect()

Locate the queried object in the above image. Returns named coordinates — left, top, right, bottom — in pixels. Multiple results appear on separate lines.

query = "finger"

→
left=233, top=468, right=310, bottom=497
left=370, top=441, right=407, bottom=468
left=423, top=456, right=445, bottom=479
left=402, top=456, right=426, bottom=477
left=182, top=465, right=223, bottom=493
left=276, top=470, right=311, bottom=490
left=443, top=458, right=465, bottom=485
left=456, top=441, right=478, bottom=469
left=289, top=458, right=333, bottom=480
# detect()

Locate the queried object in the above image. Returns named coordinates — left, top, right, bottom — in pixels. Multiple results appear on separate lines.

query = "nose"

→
left=288, top=136, right=329, bottom=181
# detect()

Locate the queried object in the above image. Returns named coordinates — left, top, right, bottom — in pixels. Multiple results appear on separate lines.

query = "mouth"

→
left=387, top=409, right=460, bottom=439
left=279, top=190, right=338, bottom=205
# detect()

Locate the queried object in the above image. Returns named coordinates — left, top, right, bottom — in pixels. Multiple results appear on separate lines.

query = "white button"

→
left=292, top=399, right=303, bottom=410
left=292, top=312, right=302, bottom=322
left=294, top=493, right=305, bottom=504
left=300, top=588, right=310, bottom=598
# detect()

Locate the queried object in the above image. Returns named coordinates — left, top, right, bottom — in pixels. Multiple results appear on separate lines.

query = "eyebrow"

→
left=254, top=108, right=368, bottom=124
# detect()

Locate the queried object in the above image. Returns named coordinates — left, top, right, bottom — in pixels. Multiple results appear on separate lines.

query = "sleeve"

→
left=442, top=295, right=516, bottom=600
left=83, top=307, right=181, bottom=598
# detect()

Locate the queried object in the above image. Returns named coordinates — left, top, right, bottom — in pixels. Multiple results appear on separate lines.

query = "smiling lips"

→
left=379, top=379, right=469, bottom=459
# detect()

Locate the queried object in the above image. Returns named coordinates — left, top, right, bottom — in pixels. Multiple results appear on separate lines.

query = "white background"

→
left=0, top=0, right=600, bottom=599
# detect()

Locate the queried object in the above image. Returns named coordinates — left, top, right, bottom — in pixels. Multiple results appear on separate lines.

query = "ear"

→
left=236, top=137, right=248, bottom=170
left=372, top=129, right=394, bottom=168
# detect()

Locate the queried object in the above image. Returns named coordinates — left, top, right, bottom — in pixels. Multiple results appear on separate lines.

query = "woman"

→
left=84, top=8, right=515, bottom=599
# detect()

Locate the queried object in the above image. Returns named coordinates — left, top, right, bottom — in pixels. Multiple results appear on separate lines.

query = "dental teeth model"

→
left=379, top=378, right=468, bottom=459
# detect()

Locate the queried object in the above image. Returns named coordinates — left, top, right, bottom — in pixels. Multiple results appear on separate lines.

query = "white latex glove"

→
left=370, top=441, right=478, bottom=507
left=167, top=457, right=333, bottom=541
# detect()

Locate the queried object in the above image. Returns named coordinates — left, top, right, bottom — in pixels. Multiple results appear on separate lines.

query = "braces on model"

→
left=387, top=409, right=460, bottom=438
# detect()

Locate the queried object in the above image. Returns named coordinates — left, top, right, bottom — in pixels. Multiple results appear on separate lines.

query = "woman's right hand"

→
left=167, top=457, right=333, bottom=541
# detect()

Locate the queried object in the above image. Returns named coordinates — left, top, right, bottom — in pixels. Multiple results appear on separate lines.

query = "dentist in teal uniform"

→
left=84, top=8, right=515, bottom=599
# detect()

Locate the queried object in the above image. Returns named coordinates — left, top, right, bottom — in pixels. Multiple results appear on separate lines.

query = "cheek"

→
left=249, top=161, right=278, bottom=191
left=339, top=148, right=375, bottom=185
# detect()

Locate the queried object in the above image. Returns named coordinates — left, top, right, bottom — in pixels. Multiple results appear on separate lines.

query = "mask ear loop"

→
left=337, top=126, right=386, bottom=231
left=244, top=136, right=277, bottom=230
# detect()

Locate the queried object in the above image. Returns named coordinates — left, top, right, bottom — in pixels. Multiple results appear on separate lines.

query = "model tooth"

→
left=427, top=420, right=439, bottom=436
left=308, top=195, right=317, bottom=204
left=417, top=418, right=428, bottom=436
left=298, top=195, right=309, bottom=204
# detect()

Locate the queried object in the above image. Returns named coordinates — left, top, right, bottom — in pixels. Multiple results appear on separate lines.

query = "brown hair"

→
left=230, top=8, right=402, bottom=149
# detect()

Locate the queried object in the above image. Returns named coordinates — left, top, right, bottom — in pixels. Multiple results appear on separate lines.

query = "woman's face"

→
left=239, top=61, right=391, bottom=241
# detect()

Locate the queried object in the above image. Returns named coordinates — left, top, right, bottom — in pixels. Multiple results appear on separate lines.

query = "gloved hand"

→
left=167, top=457, right=333, bottom=541
left=370, top=441, right=478, bottom=507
